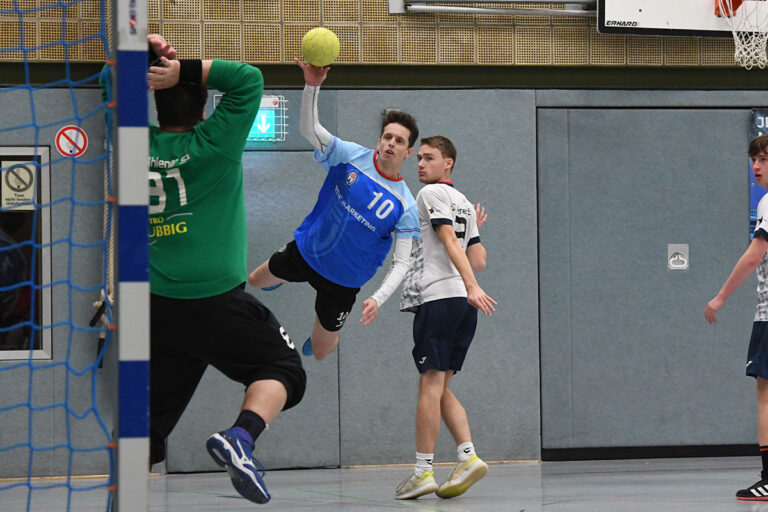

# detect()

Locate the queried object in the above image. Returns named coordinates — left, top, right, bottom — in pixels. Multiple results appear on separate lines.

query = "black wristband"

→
left=178, top=59, right=203, bottom=85
left=148, top=42, right=160, bottom=67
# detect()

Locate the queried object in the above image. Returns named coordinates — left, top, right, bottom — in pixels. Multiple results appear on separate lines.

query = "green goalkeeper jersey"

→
left=148, top=60, right=263, bottom=298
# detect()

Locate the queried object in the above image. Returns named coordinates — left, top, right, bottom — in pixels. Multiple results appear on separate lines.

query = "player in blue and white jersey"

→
left=706, top=134, right=768, bottom=501
left=378, top=136, right=495, bottom=500
left=248, top=59, right=420, bottom=361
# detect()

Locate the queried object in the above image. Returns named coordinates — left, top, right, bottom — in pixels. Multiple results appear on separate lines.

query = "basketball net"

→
left=716, top=0, right=768, bottom=69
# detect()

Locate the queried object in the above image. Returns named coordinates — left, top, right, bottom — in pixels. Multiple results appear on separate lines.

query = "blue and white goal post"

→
left=113, top=0, right=150, bottom=509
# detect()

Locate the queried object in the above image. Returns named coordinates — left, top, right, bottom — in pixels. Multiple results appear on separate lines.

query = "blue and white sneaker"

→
left=302, top=337, right=313, bottom=356
left=206, top=427, right=270, bottom=504
left=261, top=283, right=283, bottom=291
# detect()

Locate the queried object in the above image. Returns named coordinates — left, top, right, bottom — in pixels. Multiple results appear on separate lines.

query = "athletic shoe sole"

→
left=206, top=433, right=270, bottom=504
left=261, top=283, right=283, bottom=291
left=396, top=483, right=438, bottom=500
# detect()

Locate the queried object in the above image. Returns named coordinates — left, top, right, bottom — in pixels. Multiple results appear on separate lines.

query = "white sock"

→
left=457, top=442, right=475, bottom=462
left=415, top=452, right=434, bottom=476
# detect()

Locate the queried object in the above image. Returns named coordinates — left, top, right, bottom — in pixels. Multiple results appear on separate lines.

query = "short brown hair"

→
left=420, top=135, right=457, bottom=172
left=381, top=110, right=419, bottom=148
left=749, top=134, right=768, bottom=158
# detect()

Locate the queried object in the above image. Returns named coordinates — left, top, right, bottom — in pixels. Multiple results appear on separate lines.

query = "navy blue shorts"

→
left=412, top=297, right=478, bottom=374
left=747, top=321, right=768, bottom=379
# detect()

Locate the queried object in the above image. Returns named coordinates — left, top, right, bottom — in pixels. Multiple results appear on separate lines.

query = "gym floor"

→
left=4, top=456, right=768, bottom=511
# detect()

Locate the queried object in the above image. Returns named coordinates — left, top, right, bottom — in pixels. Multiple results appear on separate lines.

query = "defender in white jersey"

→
left=383, top=136, right=496, bottom=501
left=249, top=60, right=420, bottom=361
left=706, top=134, right=768, bottom=501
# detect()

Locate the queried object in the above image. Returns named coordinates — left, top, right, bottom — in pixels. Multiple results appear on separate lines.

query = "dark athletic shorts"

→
left=412, top=297, right=478, bottom=374
left=149, top=284, right=306, bottom=464
left=747, top=321, right=768, bottom=380
left=268, top=240, right=359, bottom=332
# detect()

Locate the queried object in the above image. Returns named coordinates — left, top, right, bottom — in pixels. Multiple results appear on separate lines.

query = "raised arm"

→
left=435, top=224, right=496, bottom=315
left=295, top=58, right=332, bottom=152
left=360, top=237, right=412, bottom=326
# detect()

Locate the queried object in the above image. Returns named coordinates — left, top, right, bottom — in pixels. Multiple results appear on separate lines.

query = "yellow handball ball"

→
left=301, top=27, right=340, bottom=67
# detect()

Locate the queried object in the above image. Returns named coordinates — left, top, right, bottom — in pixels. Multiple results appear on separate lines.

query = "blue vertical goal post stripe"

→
left=116, top=50, right=149, bottom=127
left=115, top=33, right=149, bottom=512
left=118, top=360, right=150, bottom=437
left=118, top=205, right=149, bottom=281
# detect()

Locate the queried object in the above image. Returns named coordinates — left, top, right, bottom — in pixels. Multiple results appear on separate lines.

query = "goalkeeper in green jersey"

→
left=145, top=35, right=305, bottom=505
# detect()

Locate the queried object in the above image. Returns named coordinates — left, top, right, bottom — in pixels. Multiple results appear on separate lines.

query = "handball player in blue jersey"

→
left=248, top=60, right=421, bottom=360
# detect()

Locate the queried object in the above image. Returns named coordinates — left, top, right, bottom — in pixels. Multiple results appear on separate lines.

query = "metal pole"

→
left=406, top=5, right=596, bottom=17
left=113, top=0, right=150, bottom=508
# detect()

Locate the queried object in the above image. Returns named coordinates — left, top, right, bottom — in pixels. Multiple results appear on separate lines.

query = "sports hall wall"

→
left=0, top=89, right=114, bottom=478
left=4, top=84, right=764, bottom=476
left=4, top=1, right=768, bottom=476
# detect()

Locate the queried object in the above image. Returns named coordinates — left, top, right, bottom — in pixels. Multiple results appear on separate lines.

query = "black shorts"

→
left=149, top=284, right=306, bottom=463
left=747, top=321, right=768, bottom=380
left=412, top=297, right=478, bottom=374
left=268, top=240, right=359, bottom=332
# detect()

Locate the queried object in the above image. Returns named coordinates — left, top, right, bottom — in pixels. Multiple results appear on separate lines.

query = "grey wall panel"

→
left=538, top=108, right=574, bottom=449
left=0, top=88, right=111, bottom=476
left=540, top=107, right=758, bottom=448
left=334, top=89, right=541, bottom=465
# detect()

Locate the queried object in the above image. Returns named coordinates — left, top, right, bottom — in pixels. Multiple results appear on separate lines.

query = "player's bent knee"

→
left=283, top=366, right=307, bottom=410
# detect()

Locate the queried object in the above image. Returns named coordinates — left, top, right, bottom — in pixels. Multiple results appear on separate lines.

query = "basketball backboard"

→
left=598, top=0, right=741, bottom=37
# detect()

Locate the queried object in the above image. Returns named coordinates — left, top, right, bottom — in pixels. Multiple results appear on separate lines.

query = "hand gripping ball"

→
left=301, top=27, right=340, bottom=67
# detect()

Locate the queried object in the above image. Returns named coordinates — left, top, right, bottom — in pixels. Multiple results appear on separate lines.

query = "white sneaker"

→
left=394, top=471, right=438, bottom=499
left=435, top=455, right=488, bottom=498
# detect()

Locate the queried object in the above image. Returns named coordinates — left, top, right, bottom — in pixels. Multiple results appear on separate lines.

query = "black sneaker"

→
left=737, top=472, right=768, bottom=501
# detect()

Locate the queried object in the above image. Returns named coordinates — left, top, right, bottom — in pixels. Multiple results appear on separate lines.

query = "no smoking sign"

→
left=1, top=161, right=36, bottom=210
left=55, top=125, right=88, bottom=158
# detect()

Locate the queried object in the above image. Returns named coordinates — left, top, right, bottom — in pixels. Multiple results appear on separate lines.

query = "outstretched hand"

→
left=148, top=34, right=177, bottom=60
left=294, top=57, right=330, bottom=86
left=467, top=283, right=496, bottom=316
left=360, top=298, right=379, bottom=326
left=148, top=57, right=181, bottom=91
left=475, top=203, right=488, bottom=228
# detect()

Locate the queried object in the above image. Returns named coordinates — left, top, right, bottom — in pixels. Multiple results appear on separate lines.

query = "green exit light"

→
left=213, top=94, right=287, bottom=146
left=249, top=110, right=275, bottom=141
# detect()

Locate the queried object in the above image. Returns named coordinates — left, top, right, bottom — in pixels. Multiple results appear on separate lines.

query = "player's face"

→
left=376, top=123, right=413, bottom=168
left=753, top=150, right=768, bottom=188
left=417, top=144, right=453, bottom=184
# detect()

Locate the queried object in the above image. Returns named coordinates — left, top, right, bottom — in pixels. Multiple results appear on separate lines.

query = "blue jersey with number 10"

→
left=294, top=136, right=420, bottom=288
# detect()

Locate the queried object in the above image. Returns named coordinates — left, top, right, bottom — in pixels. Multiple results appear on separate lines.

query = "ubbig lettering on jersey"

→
left=149, top=220, right=188, bottom=238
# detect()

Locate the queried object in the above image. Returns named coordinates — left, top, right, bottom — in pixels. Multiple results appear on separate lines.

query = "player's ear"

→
left=405, top=147, right=414, bottom=159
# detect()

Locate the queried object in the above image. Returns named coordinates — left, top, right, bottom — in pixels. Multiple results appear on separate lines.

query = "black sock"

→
left=233, top=410, right=267, bottom=443
left=761, top=445, right=768, bottom=477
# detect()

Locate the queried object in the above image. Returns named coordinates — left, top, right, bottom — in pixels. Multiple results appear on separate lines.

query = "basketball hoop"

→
left=716, top=0, right=768, bottom=69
